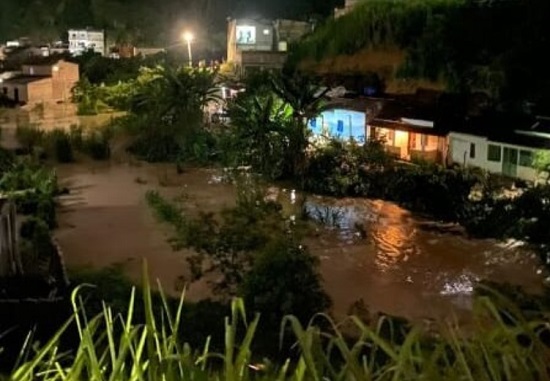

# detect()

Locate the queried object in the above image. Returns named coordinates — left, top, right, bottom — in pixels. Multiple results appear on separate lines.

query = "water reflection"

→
left=275, top=188, right=544, bottom=319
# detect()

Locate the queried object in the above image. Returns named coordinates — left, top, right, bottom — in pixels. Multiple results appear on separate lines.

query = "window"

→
left=469, top=143, right=476, bottom=159
left=487, top=144, right=501, bottom=162
left=519, top=150, right=533, bottom=167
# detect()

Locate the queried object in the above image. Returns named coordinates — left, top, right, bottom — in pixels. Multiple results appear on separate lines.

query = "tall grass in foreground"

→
left=7, top=267, right=550, bottom=381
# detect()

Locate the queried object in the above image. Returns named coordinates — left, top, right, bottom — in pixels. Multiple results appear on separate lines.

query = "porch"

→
left=371, top=127, right=447, bottom=164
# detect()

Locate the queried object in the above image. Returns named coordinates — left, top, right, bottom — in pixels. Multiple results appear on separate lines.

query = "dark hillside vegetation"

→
left=291, top=0, right=550, bottom=110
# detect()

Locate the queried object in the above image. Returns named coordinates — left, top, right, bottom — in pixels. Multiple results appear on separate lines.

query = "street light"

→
left=182, top=31, right=194, bottom=67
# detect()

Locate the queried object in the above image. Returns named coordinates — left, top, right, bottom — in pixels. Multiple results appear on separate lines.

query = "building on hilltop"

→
left=68, top=28, right=105, bottom=56
left=226, top=18, right=312, bottom=73
left=0, top=58, right=79, bottom=105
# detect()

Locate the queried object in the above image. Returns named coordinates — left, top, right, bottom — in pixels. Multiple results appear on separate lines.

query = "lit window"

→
left=519, top=150, right=533, bottom=167
left=263, top=29, right=270, bottom=35
left=487, top=144, right=501, bottom=162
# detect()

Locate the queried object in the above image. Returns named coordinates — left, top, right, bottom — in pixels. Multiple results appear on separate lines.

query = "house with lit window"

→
left=308, top=97, right=383, bottom=143
left=68, top=28, right=105, bottom=56
left=226, top=18, right=311, bottom=73
left=1, top=58, right=79, bottom=105
left=449, top=114, right=550, bottom=181
left=368, top=95, right=461, bottom=164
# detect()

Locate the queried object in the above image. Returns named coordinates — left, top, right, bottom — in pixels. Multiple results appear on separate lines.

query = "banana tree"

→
left=271, top=72, right=330, bottom=179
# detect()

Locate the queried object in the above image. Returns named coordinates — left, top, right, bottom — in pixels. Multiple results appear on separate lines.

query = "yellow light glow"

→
left=394, top=130, right=409, bottom=148
left=182, top=31, right=194, bottom=43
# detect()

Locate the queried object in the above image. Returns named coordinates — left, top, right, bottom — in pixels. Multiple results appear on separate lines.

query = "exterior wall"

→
left=241, top=51, right=287, bottom=70
left=372, top=126, right=447, bottom=164
left=449, top=132, right=490, bottom=168
left=51, top=61, right=79, bottom=101
left=2, top=83, right=29, bottom=103
left=309, top=109, right=367, bottom=142
left=68, top=29, right=105, bottom=56
left=449, top=132, right=542, bottom=181
left=27, top=79, right=54, bottom=103
left=227, top=19, right=275, bottom=66
left=22, top=64, right=52, bottom=76
left=275, top=20, right=312, bottom=44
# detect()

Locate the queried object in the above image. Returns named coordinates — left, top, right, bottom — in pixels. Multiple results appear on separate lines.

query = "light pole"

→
left=182, top=31, right=194, bottom=67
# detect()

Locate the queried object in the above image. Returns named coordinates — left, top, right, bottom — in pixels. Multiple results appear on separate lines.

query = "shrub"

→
left=48, top=129, right=74, bottom=163
left=241, top=239, right=330, bottom=329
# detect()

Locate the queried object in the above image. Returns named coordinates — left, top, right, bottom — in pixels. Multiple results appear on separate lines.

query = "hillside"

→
left=290, top=0, right=550, bottom=108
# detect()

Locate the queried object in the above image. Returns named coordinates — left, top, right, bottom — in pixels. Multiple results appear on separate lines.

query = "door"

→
left=502, top=147, right=518, bottom=177
left=14, top=88, right=19, bottom=103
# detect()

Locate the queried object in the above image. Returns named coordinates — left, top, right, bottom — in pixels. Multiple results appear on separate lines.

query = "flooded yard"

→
left=53, top=161, right=546, bottom=322
left=2, top=105, right=544, bottom=322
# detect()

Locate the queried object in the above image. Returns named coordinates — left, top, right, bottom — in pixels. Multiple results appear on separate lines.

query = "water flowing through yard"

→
left=53, top=162, right=546, bottom=322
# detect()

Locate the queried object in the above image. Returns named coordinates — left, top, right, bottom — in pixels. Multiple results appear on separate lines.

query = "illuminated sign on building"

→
left=236, top=26, right=256, bottom=45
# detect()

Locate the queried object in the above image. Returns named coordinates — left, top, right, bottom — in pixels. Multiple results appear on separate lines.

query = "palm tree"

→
left=271, top=72, right=330, bottom=179
left=128, top=65, right=220, bottom=162
left=228, top=92, right=293, bottom=179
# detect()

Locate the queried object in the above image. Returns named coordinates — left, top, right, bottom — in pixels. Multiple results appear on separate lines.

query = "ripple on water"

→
left=277, top=190, right=544, bottom=319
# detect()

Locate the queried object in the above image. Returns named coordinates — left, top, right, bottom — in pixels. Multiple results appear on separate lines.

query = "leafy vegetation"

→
left=0, top=157, right=60, bottom=228
left=291, top=0, right=550, bottom=110
left=146, top=175, right=329, bottom=334
left=4, top=283, right=550, bottom=381
left=16, top=124, right=112, bottom=162
left=103, top=66, right=220, bottom=163
left=225, top=71, right=328, bottom=180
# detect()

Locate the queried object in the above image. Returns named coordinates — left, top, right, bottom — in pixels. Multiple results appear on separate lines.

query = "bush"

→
left=304, top=140, right=482, bottom=221
left=241, top=239, right=330, bottom=329
left=48, top=129, right=74, bottom=163
left=15, top=124, right=112, bottom=162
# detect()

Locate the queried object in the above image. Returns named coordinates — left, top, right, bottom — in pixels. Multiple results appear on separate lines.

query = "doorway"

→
left=13, top=88, right=19, bottom=103
left=502, top=147, right=518, bottom=177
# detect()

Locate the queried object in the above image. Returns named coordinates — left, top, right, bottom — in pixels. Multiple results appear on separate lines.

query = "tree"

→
left=227, top=91, right=293, bottom=178
left=533, top=151, right=550, bottom=175
left=127, top=65, right=219, bottom=162
left=271, top=72, right=330, bottom=179
left=241, top=239, right=330, bottom=328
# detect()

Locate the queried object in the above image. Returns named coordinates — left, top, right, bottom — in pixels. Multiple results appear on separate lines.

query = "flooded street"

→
left=53, top=161, right=546, bottom=322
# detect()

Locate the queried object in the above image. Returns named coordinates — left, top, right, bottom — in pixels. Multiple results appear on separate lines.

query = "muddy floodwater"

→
left=53, top=161, right=546, bottom=322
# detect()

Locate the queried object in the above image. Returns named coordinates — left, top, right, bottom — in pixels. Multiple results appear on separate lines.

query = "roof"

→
left=325, top=97, right=384, bottom=113
left=21, top=54, right=70, bottom=66
left=1, top=75, right=50, bottom=85
left=452, top=113, right=550, bottom=150
left=369, top=95, right=465, bottom=136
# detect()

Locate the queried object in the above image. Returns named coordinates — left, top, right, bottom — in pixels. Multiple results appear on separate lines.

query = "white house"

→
left=68, top=28, right=105, bottom=56
left=449, top=115, right=550, bottom=181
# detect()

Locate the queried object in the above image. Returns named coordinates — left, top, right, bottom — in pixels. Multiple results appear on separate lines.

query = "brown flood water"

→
left=54, top=162, right=546, bottom=322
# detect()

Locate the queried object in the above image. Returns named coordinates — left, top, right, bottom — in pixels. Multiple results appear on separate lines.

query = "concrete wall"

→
left=27, top=79, right=54, bottom=103
left=2, top=83, right=29, bottom=103
left=51, top=61, right=79, bottom=101
left=449, top=132, right=541, bottom=181
left=69, top=29, right=105, bottom=55
left=228, top=19, right=274, bottom=64
left=309, top=109, right=367, bottom=142
left=22, top=64, right=52, bottom=76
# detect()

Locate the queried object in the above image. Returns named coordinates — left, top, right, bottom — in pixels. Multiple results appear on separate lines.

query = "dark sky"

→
left=232, top=0, right=344, bottom=19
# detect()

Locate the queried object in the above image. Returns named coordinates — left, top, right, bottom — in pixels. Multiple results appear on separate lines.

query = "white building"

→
left=226, top=18, right=311, bottom=73
left=449, top=115, right=550, bottom=182
left=68, top=28, right=105, bottom=56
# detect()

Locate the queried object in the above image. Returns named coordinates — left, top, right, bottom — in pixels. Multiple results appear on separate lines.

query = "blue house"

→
left=308, top=108, right=367, bottom=143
